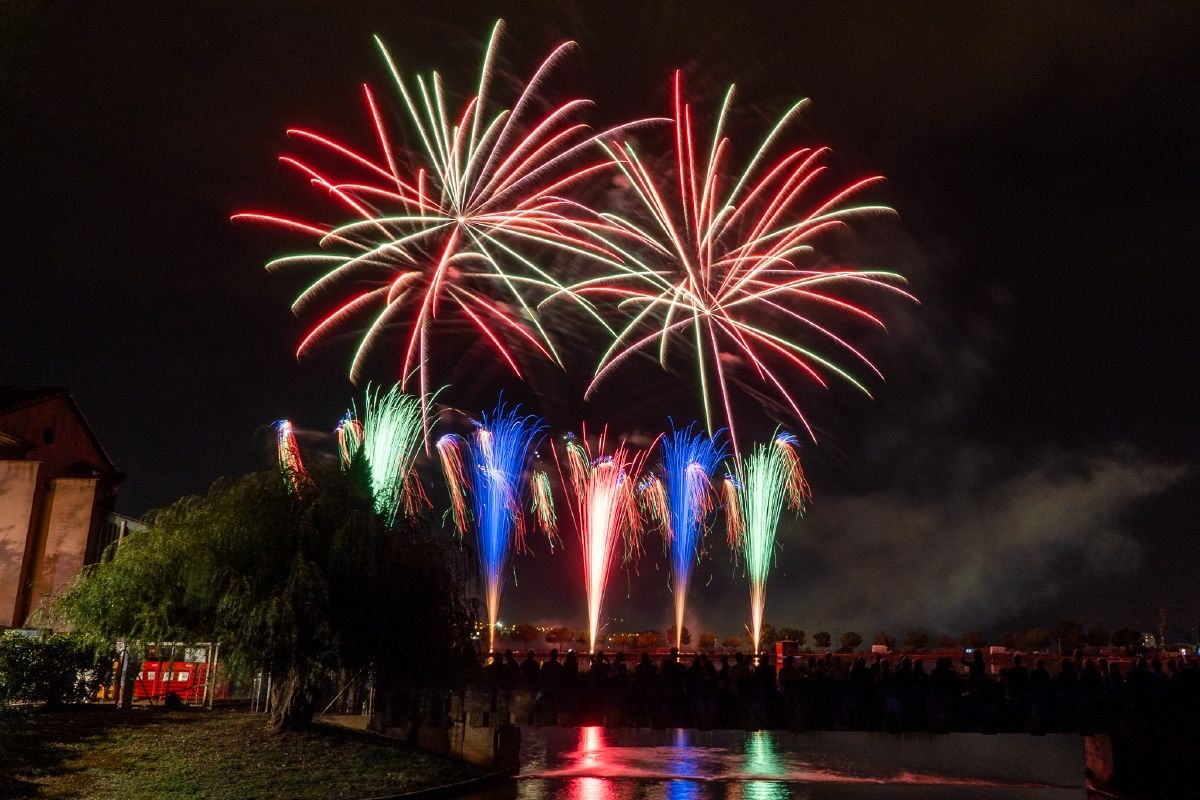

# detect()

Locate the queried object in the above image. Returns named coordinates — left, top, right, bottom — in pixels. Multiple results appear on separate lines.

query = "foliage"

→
left=543, top=626, right=574, bottom=645
left=637, top=630, right=666, bottom=650
left=509, top=624, right=539, bottom=645
left=997, top=631, right=1022, bottom=650
left=0, top=631, right=111, bottom=707
left=873, top=630, right=896, bottom=649
left=777, top=628, right=805, bottom=647
left=756, top=623, right=778, bottom=649
left=1111, top=627, right=1143, bottom=650
left=838, top=631, right=862, bottom=652
left=55, top=467, right=474, bottom=730
left=1084, top=626, right=1111, bottom=647
left=813, top=631, right=831, bottom=649
left=698, top=632, right=717, bottom=649
left=1052, top=619, right=1085, bottom=650
left=720, top=636, right=742, bottom=650
left=1024, top=628, right=1054, bottom=649
left=937, top=633, right=958, bottom=649
left=665, top=625, right=691, bottom=647
left=960, top=630, right=988, bottom=649
left=902, top=629, right=929, bottom=651
left=608, top=632, right=638, bottom=649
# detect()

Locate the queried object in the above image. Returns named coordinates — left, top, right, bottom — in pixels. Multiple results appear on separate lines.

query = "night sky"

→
left=4, top=2, right=1198, bottom=642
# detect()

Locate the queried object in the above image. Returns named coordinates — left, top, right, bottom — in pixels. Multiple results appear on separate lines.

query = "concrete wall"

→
left=0, top=461, right=40, bottom=627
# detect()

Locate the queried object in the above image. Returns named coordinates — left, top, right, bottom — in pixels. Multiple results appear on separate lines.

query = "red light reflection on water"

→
left=569, top=727, right=615, bottom=800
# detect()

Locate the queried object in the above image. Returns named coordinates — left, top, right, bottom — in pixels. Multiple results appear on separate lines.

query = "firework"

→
left=436, top=405, right=544, bottom=653
left=567, top=72, right=914, bottom=457
left=274, top=419, right=311, bottom=494
left=335, top=412, right=364, bottom=469
left=637, top=472, right=670, bottom=529
left=343, top=383, right=432, bottom=524
left=554, top=431, right=649, bottom=652
left=234, top=21, right=655, bottom=439
left=530, top=469, right=559, bottom=548
left=435, top=434, right=471, bottom=534
left=660, top=424, right=725, bottom=649
left=728, top=432, right=809, bottom=654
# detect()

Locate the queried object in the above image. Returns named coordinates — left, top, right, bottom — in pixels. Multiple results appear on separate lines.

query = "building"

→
left=0, top=387, right=132, bottom=628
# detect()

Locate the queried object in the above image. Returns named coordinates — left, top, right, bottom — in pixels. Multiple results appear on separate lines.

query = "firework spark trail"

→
left=661, top=424, right=725, bottom=650
left=436, top=434, right=471, bottom=535
left=274, top=419, right=311, bottom=494
left=637, top=473, right=670, bottom=530
left=562, top=72, right=915, bottom=458
left=336, top=413, right=364, bottom=469
left=555, top=431, right=649, bottom=653
left=435, top=405, right=543, bottom=653
left=728, top=433, right=809, bottom=654
left=234, top=21, right=661, bottom=441
left=345, top=383, right=432, bottom=524
left=530, top=469, right=559, bottom=549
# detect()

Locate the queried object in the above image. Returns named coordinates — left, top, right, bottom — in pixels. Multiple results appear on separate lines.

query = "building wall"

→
left=0, top=461, right=41, bottom=627
left=0, top=392, right=121, bottom=628
left=24, top=477, right=99, bottom=622
left=0, top=396, right=114, bottom=492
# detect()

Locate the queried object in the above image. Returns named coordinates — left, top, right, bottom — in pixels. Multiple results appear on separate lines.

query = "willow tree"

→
left=56, top=465, right=474, bottom=730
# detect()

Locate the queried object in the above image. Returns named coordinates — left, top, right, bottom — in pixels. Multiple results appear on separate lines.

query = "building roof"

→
left=0, top=386, right=121, bottom=479
left=0, top=386, right=72, bottom=416
left=0, top=430, right=34, bottom=458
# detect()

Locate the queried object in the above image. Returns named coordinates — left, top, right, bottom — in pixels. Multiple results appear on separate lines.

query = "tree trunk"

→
left=268, top=665, right=319, bottom=731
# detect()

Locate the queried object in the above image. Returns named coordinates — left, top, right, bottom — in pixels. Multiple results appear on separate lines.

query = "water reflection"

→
left=457, top=726, right=1083, bottom=800
left=737, top=731, right=787, bottom=800
left=664, top=729, right=702, bottom=800
left=570, top=727, right=613, bottom=800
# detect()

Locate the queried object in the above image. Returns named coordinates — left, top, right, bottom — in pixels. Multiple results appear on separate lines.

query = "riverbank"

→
left=0, top=705, right=485, bottom=800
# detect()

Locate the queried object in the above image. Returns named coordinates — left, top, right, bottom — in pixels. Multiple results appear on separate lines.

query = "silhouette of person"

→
left=520, top=649, right=540, bottom=689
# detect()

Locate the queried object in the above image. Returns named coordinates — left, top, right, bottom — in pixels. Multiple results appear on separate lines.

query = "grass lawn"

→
left=0, top=705, right=485, bottom=799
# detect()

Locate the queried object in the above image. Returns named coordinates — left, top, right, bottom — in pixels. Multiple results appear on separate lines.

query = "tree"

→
left=637, top=630, right=666, bottom=650
left=666, top=624, right=692, bottom=647
left=1084, top=627, right=1110, bottom=648
left=813, top=631, right=832, bottom=650
left=1052, top=620, right=1085, bottom=652
left=698, top=632, right=717, bottom=649
left=961, top=631, right=988, bottom=649
left=902, top=630, right=929, bottom=651
left=757, top=624, right=778, bottom=650
left=777, top=628, right=805, bottom=648
left=610, top=632, right=637, bottom=649
left=838, top=631, right=862, bottom=652
left=509, top=624, right=539, bottom=647
left=873, top=631, right=896, bottom=649
left=721, top=636, right=742, bottom=650
left=1111, top=628, right=1142, bottom=651
left=937, top=634, right=958, bottom=649
left=544, top=626, right=574, bottom=645
left=57, top=468, right=474, bottom=731
left=1024, top=628, right=1053, bottom=650
left=997, top=631, right=1022, bottom=650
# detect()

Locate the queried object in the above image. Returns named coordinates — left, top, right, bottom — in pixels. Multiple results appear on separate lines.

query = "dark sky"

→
left=4, top=1, right=1198, bottom=641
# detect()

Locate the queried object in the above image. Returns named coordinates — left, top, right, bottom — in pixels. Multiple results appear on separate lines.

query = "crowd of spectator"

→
left=482, top=647, right=1200, bottom=734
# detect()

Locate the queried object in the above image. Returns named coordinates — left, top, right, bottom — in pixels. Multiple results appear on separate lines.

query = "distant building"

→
left=0, top=387, right=133, bottom=628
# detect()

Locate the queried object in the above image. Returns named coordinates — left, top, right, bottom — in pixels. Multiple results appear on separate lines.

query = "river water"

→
left=456, top=726, right=1086, bottom=799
